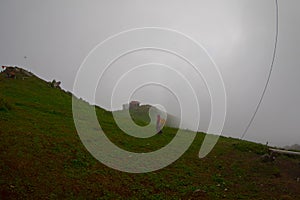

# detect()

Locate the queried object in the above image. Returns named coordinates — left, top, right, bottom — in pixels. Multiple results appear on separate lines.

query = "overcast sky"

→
left=0, top=0, right=299, bottom=147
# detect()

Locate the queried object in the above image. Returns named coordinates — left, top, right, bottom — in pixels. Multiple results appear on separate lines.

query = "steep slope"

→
left=0, top=68, right=300, bottom=199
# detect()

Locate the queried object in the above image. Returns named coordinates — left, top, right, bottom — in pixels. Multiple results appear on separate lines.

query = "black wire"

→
left=241, top=0, right=279, bottom=139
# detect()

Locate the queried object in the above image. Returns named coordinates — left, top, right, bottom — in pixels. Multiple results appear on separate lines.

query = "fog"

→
left=1, top=0, right=299, bottom=147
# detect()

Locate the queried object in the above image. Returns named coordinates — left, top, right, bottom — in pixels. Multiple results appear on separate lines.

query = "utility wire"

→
left=241, top=0, right=279, bottom=139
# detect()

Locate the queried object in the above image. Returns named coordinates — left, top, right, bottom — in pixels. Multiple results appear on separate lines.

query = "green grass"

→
left=0, top=69, right=300, bottom=199
left=0, top=97, right=12, bottom=111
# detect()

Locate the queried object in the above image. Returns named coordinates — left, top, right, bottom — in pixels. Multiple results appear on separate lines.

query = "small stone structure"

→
left=129, top=101, right=140, bottom=109
left=51, top=80, right=61, bottom=88
left=1, top=66, right=34, bottom=79
left=2, top=66, right=16, bottom=78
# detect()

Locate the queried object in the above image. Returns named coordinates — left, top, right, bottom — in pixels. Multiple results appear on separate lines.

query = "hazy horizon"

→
left=1, top=0, right=300, bottom=147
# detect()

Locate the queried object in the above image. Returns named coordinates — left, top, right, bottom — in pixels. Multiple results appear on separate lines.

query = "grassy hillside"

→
left=0, top=68, right=300, bottom=199
left=114, top=104, right=179, bottom=128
